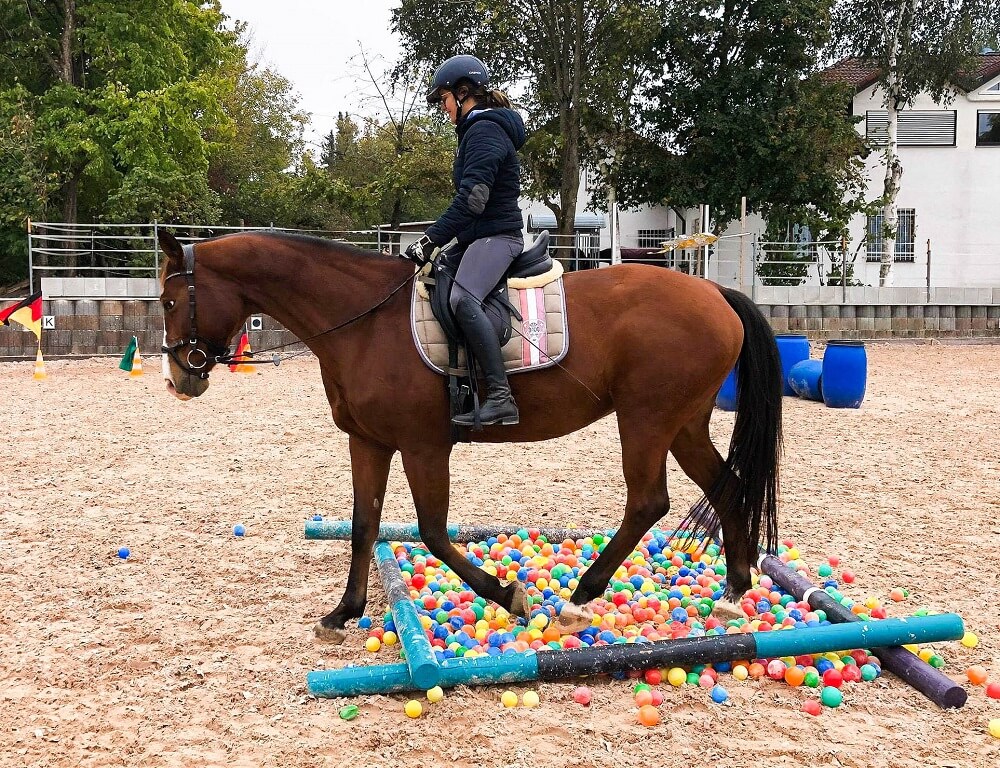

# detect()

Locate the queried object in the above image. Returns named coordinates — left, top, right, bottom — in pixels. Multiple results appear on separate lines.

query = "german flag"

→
left=0, top=291, right=42, bottom=340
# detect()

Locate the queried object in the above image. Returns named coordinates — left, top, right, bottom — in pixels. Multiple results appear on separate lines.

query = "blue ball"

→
left=671, top=607, right=689, bottom=623
left=233, top=524, right=246, bottom=537
left=358, top=616, right=372, bottom=629
left=311, top=514, right=323, bottom=521
left=710, top=685, right=729, bottom=703
left=117, top=546, right=130, bottom=560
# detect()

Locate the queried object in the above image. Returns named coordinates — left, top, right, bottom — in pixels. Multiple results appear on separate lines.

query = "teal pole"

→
left=753, top=614, right=964, bottom=659
left=373, top=541, right=440, bottom=690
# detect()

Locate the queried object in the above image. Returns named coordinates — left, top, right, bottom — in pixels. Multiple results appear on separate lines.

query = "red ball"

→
left=573, top=686, right=591, bottom=705
left=644, top=668, right=662, bottom=685
left=850, top=650, right=868, bottom=666
left=822, top=669, right=844, bottom=688
left=987, top=682, right=1000, bottom=699
left=613, top=592, right=629, bottom=606
left=870, top=607, right=887, bottom=619
left=802, top=699, right=822, bottom=716
left=841, top=665, right=862, bottom=683
left=841, top=570, right=855, bottom=583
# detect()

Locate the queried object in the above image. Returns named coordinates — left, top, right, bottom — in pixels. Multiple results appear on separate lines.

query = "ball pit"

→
left=345, top=528, right=970, bottom=713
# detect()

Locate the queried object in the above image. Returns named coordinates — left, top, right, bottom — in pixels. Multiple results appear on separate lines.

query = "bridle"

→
left=160, top=241, right=422, bottom=380
left=160, top=243, right=239, bottom=379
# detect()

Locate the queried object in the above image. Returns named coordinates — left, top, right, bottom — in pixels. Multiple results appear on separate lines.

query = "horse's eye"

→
left=164, top=299, right=176, bottom=311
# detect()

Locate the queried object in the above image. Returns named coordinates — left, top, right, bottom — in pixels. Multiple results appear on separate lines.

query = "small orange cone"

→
left=130, top=348, right=144, bottom=377
left=33, top=347, right=46, bottom=380
left=230, top=332, right=254, bottom=374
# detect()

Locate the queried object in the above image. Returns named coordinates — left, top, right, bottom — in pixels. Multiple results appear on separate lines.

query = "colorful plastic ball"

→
left=802, top=699, right=821, bottom=716
left=364, top=637, right=381, bottom=653
left=637, top=705, right=660, bottom=726
left=650, top=689, right=664, bottom=706
left=784, top=666, right=805, bottom=687
left=501, top=690, right=519, bottom=708
left=667, top=667, right=687, bottom=687
left=382, top=631, right=398, bottom=646
left=233, top=524, right=246, bottom=537
left=990, top=720, right=1000, bottom=739
left=987, top=682, right=1000, bottom=700
left=841, top=570, right=855, bottom=583
left=573, top=686, right=592, bottom=706
left=338, top=704, right=359, bottom=721
left=426, top=686, right=444, bottom=703
left=860, top=664, right=879, bottom=682
left=732, top=665, right=749, bottom=681
left=804, top=671, right=821, bottom=688
left=644, top=668, right=662, bottom=686
left=311, top=514, right=323, bottom=521
left=766, top=659, right=787, bottom=680
left=889, top=588, right=906, bottom=602
left=522, top=690, right=540, bottom=707
left=820, top=686, right=843, bottom=708
left=358, top=616, right=372, bottom=629
left=822, top=669, right=843, bottom=688
left=117, top=547, right=130, bottom=560
left=634, top=689, right=653, bottom=707
left=747, top=663, right=766, bottom=680
left=841, top=664, right=862, bottom=683
left=961, top=631, right=979, bottom=648
left=698, top=673, right=715, bottom=688
left=710, top=685, right=729, bottom=703
left=404, top=700, right=422, bottom=718
left=966, top=666, right=988, bottom=686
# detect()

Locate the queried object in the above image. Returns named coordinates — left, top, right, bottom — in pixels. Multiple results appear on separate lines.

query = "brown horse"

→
left=157, top=230, right=781, bottom=640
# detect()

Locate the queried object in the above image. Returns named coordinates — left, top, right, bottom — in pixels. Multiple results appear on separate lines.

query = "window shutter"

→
left=865, top=111, right=956, bottom=146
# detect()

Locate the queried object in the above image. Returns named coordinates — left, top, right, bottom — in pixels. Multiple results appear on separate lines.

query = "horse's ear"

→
left=157, top=230, right=184, bottom=268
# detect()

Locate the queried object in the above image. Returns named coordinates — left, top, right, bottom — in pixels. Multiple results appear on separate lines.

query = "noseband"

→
left=160, top=243, right=233, bottom=379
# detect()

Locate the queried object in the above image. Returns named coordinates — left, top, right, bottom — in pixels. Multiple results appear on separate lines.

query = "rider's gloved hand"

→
left=403, top=234, right=438, bottom=266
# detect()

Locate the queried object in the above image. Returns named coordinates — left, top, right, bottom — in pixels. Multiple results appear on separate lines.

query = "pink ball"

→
left=802, top=700, right=822, bottom=716
left=766, top=659, right=787, bottom=680
left=573, top=686, right=592, bottom=706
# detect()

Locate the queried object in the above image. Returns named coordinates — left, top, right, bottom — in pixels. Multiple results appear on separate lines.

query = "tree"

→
left=613, top=0, right=868, bottom=259
left=830, top=0, right=988, bottom=285
left=392, top=0, right=669, bottom=249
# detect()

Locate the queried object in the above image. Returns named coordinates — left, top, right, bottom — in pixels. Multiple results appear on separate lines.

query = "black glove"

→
left=403, top=235, right=437, bottom=266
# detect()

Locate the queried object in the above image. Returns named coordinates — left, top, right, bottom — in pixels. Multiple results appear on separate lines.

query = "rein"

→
left=161, top=243, right=420, bottom=378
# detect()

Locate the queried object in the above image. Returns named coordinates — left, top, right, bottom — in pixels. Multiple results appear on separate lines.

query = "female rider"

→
left=405, top=54, right=525, bottom=427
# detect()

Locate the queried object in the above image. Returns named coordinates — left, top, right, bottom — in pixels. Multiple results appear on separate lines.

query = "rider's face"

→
left=440, top=91, right=459, bottom=124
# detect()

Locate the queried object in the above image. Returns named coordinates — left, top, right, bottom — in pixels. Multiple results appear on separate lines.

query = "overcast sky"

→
left=219, top=0, right=404, bottom=152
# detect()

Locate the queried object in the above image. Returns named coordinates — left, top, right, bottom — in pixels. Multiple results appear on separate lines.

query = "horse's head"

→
left=158, top=230, right=245, bottom=400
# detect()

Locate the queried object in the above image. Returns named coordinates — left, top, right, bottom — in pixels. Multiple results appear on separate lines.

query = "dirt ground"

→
left=1, top=344, right=999, bottom=768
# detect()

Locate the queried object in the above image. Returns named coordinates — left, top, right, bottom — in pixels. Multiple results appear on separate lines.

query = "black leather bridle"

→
left=160, top=243, right=236, bottom=379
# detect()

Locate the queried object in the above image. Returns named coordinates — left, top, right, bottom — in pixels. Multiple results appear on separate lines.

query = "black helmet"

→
left=426, top=54, right=490, bottom=104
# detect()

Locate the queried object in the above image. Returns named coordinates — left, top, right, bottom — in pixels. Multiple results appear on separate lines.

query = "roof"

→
left=821, top=54, right=1000, bottom=94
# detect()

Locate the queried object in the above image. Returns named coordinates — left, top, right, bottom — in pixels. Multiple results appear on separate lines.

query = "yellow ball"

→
left=426, top=686, right=444, bottom=703
left=531, top=614, right=548, bottom=629
left=732, top=665, right=749, bottom=681
left=382, top=631, right=398, bottom=646
left=501, top=690, right=519, bottom=708
left=404, top=700, right=422, bottom=718
left=522, top=690, right=540, bottom=707
left=918, top=648, right=935, bottom=663
left=667, top=667, right=687, bottom=687
left=364, top=637, right=381, bottom=653
left=961, top=632, right=979, bottom=648
left=989, top=719, right=1000, bottom=739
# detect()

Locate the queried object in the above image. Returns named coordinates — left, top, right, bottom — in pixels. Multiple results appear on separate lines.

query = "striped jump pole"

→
left=306, top=613, right=965, bottom=698
left=305, top=519, right=605, bottom=545
left=758, top=554, right=968, bottom=708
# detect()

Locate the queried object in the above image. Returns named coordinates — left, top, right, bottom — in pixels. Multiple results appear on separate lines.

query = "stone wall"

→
left=2, top=297, right=998, bottom=358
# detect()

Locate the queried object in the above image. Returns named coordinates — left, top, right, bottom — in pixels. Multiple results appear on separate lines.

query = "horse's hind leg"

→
left=669, top=405, right=755, bottom=602
left=400, top=447, right=530, bottom=619
left=315, top=435, right=393, bottom=643
left=561, top=416, right=674, bottom=631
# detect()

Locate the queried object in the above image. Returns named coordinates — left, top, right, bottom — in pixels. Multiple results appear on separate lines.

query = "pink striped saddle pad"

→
left=410, top=276, right=569, bottom=376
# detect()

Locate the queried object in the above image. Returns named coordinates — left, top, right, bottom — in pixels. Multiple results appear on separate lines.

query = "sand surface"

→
left=1, top=344, right=999, bottom=767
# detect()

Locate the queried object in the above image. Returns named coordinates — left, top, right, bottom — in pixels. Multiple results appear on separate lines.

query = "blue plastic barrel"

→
left=787, top=359, right=823, bottom=401
left=716, top=367, right=738, bottom=411
left=822, top=340, right=867, bottom=408
left=774, top=334, right=811, bottom=396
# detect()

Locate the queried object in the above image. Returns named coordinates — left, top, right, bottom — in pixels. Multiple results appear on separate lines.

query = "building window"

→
left=636, top=228, right=674, bottom=248
left=866, top=209, right=916, bottom=262
left=977, top=111, right=1000, bottom=146
left=865, top=111, right=957, bottom=146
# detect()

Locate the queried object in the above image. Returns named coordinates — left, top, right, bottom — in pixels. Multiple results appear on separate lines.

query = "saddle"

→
left=411, top=232, right=569, bottom=440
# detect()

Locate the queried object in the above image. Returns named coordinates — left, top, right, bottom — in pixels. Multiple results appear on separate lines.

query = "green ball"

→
left=818, top=564, right=833, bottom=577
left=592, top=533, right=604, bottom=545
left=804, top=671, right=821, bottom=688
left=820, top=686, right=843, bottom=707
left=860, top=665, right=878, bottom=681
left=928, top=655, right=945, bottom=669
left=686, top=672, right=700, bottom=685
left=633, top=682, right=651, bottom=693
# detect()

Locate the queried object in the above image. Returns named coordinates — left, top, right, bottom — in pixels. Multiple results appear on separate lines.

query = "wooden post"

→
left=925, top=238, right=932, bottom=303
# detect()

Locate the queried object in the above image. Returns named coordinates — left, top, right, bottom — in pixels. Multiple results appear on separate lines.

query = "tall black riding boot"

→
left=452, top=297, right=519, bottom=426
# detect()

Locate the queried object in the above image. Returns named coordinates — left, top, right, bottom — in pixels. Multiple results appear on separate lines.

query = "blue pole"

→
left=373, top=541, right=440, bottom=690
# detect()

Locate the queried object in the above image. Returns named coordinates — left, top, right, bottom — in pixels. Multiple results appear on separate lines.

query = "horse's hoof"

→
left=555, top=603, right=594, bottom=634
left=313, top=623, right=347, bottom=644
left=712, top=600, right=746, bottom=623
left=509, top=581, right=531, bottom=619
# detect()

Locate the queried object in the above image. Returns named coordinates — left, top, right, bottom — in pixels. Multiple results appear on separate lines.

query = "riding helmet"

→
left=426, top=54, right=490, bottom=104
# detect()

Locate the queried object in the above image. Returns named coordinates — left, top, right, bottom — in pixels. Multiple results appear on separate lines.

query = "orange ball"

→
left=967, top=666, right=989, bottom=686
left=748, top=662, right=766, bottom=679
left=637, top=704, right=660, bottom=726
left=784, top=666, right=806, bottom=687
left=634, top=689, right=653, bottom=707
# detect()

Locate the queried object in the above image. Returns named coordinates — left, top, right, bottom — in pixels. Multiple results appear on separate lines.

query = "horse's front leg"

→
left=400, top=447, right=530, bottom=620
left=314, top=435, right=394, bottom=643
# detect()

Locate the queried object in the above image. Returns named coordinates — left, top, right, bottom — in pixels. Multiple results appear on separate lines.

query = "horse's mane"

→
left=211, top=230, right=392, bottom=261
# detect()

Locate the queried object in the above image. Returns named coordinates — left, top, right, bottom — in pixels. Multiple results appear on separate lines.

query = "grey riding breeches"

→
left=448, top=234, right=524, bottom=314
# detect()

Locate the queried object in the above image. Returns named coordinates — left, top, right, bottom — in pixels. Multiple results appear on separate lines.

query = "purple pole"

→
left=759, top=554, right=967, bottom=709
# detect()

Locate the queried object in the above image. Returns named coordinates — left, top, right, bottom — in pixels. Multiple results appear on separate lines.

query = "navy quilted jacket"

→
left=425, top=107, right=526, bottom=247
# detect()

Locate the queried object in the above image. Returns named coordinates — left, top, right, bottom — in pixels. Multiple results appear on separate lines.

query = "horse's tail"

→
left=682, top=287, right=782, bottom=560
